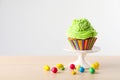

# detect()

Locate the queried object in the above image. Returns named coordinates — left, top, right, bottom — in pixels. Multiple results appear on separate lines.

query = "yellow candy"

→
left=94, top=63, right=98, bottom=69
left=71, top=70, right=76, bottom=75
left=76, top=65, right=81, bottom=70
left=43, top=65, right=50, bottom=71
left=91, top=64, right=97, bottom=69
left=94, top=62, right=99, bottom=68
left=56, top=64, right=63, bottom=69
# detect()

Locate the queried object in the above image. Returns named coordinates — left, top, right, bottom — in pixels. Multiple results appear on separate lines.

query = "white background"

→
left=0, top=0, right=120, bottom=56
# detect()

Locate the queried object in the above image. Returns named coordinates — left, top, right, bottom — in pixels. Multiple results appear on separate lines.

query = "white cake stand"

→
left=64, top=46, right=100, bottom=68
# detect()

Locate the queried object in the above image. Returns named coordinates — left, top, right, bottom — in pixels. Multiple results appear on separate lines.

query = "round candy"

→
left=94, top=62, right=99, bottom=68
left=56, top=64, right=63, bottom=69
left=43, top=65, right=50, bottom=71
left=94, top=63, right=98, bottom=69
left=71, top=70, right=76, bottom=75
left=89, top=67, right=95, bottom=74
left=91, top=64, right=97, bottom=69
left=79, top=67, right=85, bottom=73
left=60, top=67, right=65, bottom=71
left=76, top=65, right=81, bottom=70
left=51, top=67, right=58, bottom=73
left=70, top=64, right=75, bottom=70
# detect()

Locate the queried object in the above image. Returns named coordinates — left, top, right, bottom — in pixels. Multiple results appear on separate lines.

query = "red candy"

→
left=70, top=64, right=75, bottom=70
left=51, top=67, right=58, bottom=73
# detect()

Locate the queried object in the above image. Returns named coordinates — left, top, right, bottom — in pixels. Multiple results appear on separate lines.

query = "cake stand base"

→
left=71, top=53, right=90, bottom=68
left=65, top=46, right=100, bottom=69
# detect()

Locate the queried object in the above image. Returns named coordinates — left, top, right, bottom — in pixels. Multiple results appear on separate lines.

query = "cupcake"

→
left=66, top=18, right=97, bottom=50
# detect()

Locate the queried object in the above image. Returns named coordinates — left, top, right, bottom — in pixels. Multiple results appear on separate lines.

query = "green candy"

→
left=66, top=18, right=97, bottom=39
left=60, top=67, right=65, bottom=71
left=89, top=67, right=95, bottom=74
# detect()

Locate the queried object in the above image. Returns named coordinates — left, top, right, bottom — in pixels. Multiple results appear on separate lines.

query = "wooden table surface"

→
left=0, top=56, right=120, bottom=80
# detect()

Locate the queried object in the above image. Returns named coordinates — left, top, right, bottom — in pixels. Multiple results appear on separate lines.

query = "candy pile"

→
left=43, top=62, right=99, bottom=75
left=43, top=64, right=65, bottom=73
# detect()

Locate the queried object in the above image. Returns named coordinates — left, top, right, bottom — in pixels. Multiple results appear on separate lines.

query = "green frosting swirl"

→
left=66, top=18, right=97, bottom=39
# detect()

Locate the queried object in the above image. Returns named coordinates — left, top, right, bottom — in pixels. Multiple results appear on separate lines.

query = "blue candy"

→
left=79, top=67, right=85, bottom=73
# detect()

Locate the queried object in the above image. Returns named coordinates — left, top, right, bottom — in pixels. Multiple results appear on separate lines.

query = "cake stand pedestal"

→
left=64, top=46, right=100, bottom=68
